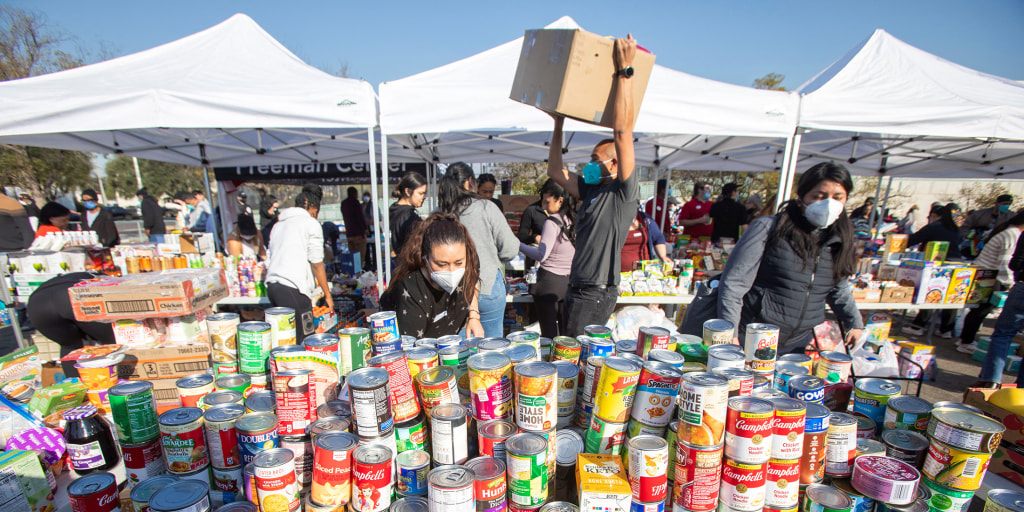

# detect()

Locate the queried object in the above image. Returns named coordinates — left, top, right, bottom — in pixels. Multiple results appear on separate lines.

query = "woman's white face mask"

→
left=804, top=198, right=845, bottom=228
left=428, top=266, right=465, bottom=294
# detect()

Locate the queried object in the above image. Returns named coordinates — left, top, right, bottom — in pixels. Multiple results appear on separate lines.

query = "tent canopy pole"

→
left=367, top=128, right=384, bottom=294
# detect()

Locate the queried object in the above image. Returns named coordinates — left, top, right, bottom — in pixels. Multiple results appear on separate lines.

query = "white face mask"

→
left=804, top=198, right=845, bottom=228
left=427, top=262, right=466, bottom=294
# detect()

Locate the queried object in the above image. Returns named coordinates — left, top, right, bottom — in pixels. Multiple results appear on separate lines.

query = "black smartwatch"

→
left=616, top=66, right=635, bottom=78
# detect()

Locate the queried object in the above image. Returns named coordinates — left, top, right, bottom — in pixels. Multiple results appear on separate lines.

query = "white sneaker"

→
left=938, top=331, right=954, bottom=339
left=955, top=341, right=976, bottom=354
left=902, top=325, right=925, bottom=336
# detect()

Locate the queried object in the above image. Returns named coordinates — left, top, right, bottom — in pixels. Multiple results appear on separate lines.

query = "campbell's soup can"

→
left=369, top=351, right=423, bottom=423
left=725, top=397, right=775, bottom=464
left=69, top=471, right=120, bottom=512
left=765, top=458, right=800, bottom=510
left=673, top=442, right=723, bottom=512
left=628, top=435, right=669, bottom=502
left=768, top=398, right=806, bottom=460
left=800, top=403, right=831, bottom=485
left=353, top=445, right=394, bottom=512
left=631, top=361, right=682, bottom=428
left=720, top=459, right=767, bottom=511
left=745, top=323, right=780, bottom=372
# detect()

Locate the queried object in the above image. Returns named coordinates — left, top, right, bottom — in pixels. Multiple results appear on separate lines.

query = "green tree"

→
left=490, top=162, right=549, bottom=195
left=940, top=181, right=1011, bottom=213
left=753, top=73, right=787, bottom=91
left=104, top=156, right=207, bottom=200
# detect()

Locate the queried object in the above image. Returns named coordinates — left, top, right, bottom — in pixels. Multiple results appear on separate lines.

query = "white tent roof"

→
left=379, top=16, right=797, bottom=166
left=0, top=14, right=378, bottom=167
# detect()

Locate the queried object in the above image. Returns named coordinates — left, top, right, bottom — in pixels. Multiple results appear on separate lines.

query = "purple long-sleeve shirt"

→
left=519, top=213, right=574, bottom=276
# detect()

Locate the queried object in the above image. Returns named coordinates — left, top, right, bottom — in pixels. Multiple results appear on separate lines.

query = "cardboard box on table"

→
left=879, top=283, right=914, bottom=303
left=895, top=260, right=956, bottom=305
left=69, top=268, right=228, bottom=321
left=963, top=387, right=1024, bottom=486
left=510, top=28, right=656, bottom=128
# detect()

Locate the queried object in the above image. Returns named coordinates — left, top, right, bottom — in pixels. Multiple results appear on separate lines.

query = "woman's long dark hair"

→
left=39, top=202, right=70, bottom=226
left=389, top=212, right=480, bottom=305
left=540, top=179, right=578, bottom=244
left=939, top=203, right=963, bottom=232
left=769, top=162, right=856, bottom=279
left=985, top=209, right=1024, bottom=243
left=438, top=162, right=480, bottom=216
left=392, top=171, right=428, bottom=200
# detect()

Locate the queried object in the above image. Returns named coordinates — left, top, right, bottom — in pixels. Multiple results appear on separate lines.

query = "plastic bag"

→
left=849, top=330, right=900, bottom=378
left=612, top=305, right=678, bottom=342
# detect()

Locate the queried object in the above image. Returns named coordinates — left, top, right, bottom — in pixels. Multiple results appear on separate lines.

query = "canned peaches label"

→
left=470, top=367, right=513, bottom=421
left=312, top=447, right=352, bottom=506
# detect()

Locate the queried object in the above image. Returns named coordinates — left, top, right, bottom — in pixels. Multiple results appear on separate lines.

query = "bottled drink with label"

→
left=62, top=404, right=120, bottom=475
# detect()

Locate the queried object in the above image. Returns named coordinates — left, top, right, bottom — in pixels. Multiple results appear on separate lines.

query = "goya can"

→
left=238, top=321, right=272, bottom=374
left=431, top=403, right=470, bottom=465
left=406, top=347, right=439, bottom=380
left=237, top=412, right=280, bottom=466
left=265, top=306, right=297, bottom=348
left=340, top=327, right=372, bottom=376
left=927, top=407, right=1005, bottom=454
left=427, top=466, right=475, bottom=512
left=673, top=442, right=723, bottom=512
left=882, top=429, right=929, bottom=468
left=850, top=455, right=921, bottom=505
left=591, top=357, right=641, bottom=423
left=273, top=369, right=316, bottom=436
left=922, top=477, right=974, bottom=512
left=122, top=436, right=167, bottom=488
left=369, top=351, right=423, bottom=423
left=815, top=351, right=853, bottom=384
left=853, top=379, right=902, bottom=433
left=159, top=407, right=208, bottom=473
left=397, top=449, right=430, bottom=496
left=800, top=403, right=831, bottom=484
left=788, top=375, right=825, bottom=404
left=506, top=433, right=549, bottom=508
left=109, top=380, right=159, bottom=444
left=637, top=326, right=671, bottom=358
left=768, top=398, right=805, bottom=460
left=353, top=445, right=395, bottom=512
left=253, top=448, right=300, bottom=512
left=765, top=458, right=800, bottom=510
left=720, top=459, right=767, bottom=511
left=177, top=373, right=215, bottom=409
left=468, top=352, right=514, bottom=422
left=631, top=361, right=682, bottom=428
left=825, top=413, right=858, bottom=479
left=465, top=457, right=507, bottom=512
left=725, top=396, right=775, bottom=464
left=204, top=403, right=244, bottom=468
left=803, top=484, right=854, bottom=512
left=550, top=336, right=582, bottom=364
left=627, top=436, right=669, bottom=502
left=348, top=367, right=394, bottom=438
left=515, top=361, right=558, bottom=431
left=677, top=372, right=729, bottom=447
left=478, top=419, right=517, bottom=460
left=921, top=438, right=992, bottom=491
left=130, top=474, right=181, bottom=512
left=745, top=323, right=780, bottom=372
left=884, top=396, right=932, bottom=433
left=702, top=319, right=735, bottom=346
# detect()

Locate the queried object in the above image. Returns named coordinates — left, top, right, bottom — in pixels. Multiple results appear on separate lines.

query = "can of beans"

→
left=927, top=408, right=1005, bottom=454
left=627, top=435, right=669, bottom=502
left=273, top=369, right=316, bottom=436
left=764, top=458, right=800, bottom=510
left=236, top=412, right=280, bottom=466
left=788, top=376, right=825, bottom=404
left=592, top=357, right=641, bottom=423
left=468, top=352, right=514, bottom=422
left=130, top=474, right=180, bottom=512
left=465, top=456, right=507, bottom=512
left=339, top=327, right=372, bottom=376
left=773, top=363, right=809, bottom=395
left=882, top=429, right=929, bottom=468
left=677, top=372, right=729, bottom=447
left=745, top=323, right=780, bottom=372
left=803, top=484, right=854, bottom=512
left=121, top=436, right=167, bottom=488
left=254, top=448, right=301, bottom=512
left=158, top=407, right=208, bottom=473
left=631, top=362, right=682, bottom=428
left=245, top=389, right=275, bottom=414
left=431, top=403, right=470, bottom=465
left=800, top=403, right=830, bottom=484
left=767, top=398, right=805, bottom=460
left=280, top=434, right=314, bottom=486
left=348, top=366, right=395, bottom=438
left=310, top=431, right=358, bottom=507
left=921, top=438, right=993, bottom=491
left=427, top=466, right=475, bottom=512
left=637, top=327, right=672, bottom=358
left=883, top=396, right=932, bottom=434
left=550, top=337, right=582, bottom=364
left=853, top=378, right=902, bottom=434
left=553, top=361, right=578, bottom=422
left=673, top=442, right=723, bottom=512
left=238, top=321, right=272, bottom=374
left=506, top=432, right=549, bottom=508
left=825, top=412, right=858, bottom=479
left=203, top=403, right=244, bottom=468
left=176, top=373, right=215, bottom=409
left=725, top=396, right=775, bottom=464
left=397, top=449, right=431, bottom=496
left=720, top=459, right=767, bottom=511
left=353, top=445, right=395, bottom=512
left=369, top=351, right=423, bottom=423
left=478, top=419, right=517, bottom=460
left=265, top=306, right=297, bottom=348
left=515, top=361, right=558, bottom=431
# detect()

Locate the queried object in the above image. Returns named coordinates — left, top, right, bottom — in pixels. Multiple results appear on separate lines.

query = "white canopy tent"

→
left=0, top=14, right=391, bottom=288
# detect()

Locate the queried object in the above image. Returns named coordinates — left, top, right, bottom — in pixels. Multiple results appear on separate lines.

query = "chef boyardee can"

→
left=884, top=396, right=932, bottom=434
left=803, top=484, right=854, bottom=512
left=922, top=477, right=974, bottom=512
left=515, top=361, right=558, bottom=431
left=882, top=429, right=929, bottom=468
left=745, top=323, right=780, bottom=372
left=825, top=412, right=858, bottom=479
left=237, top=412, right=280, bottom=466
left=465, top=457, right=507, bottom=512
left=677, top=372, right=729, bottom=447
left=631, top=361, right=682, bottom=428
left=159, top=406, right=208, bottom=473
left=396, top=414, right=430, bottom=454
left=853, top=378, right=902, bottom=434
left=427, top=465, right=475, bottom=512
left=927, top=407, right=1005, bottom=454
left=238, top=321, right=272, bottom=374
left=397, top=449, right=430, bottom=497
left=921, top=437, right=992, bottom=491
left=788, top=375, right=825, bottom=404
left=109, top=380, right=159, bottom=444
left=592, top=357, right=641, bottom=423
left=348, top=366, right=395, bottom=438
left=506, top=432, right=549, bottom=508
left=801, top=403, right=831, bottom=485
left=637, top=326, right=672, bottom=358
left=416, top=365, right=460, bottom=419
left=773, top=363, right=810, bottom=395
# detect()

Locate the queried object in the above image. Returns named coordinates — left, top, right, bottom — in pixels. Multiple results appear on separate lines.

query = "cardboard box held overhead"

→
left=510, top=29, right=655, bottom=128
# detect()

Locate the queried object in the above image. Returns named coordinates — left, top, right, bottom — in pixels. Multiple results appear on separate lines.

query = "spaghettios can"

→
left=745, top=323, right=780, bottom=372
left=825, top=413, right=858, bottom=479
left=628, top=435, right=669, bottom=502
left=109, top=380, right=159, bottom=445
left=768, top=398, right=805, bottom=460
left=396, top=449, right=430, bottom=496
left=926, top=408, right=1005, bottom=454
left=702, top=319, right=735, bottom=346
left=238, top=321, right=272, bottom=374
left=553, top=360, right=578, bottom=420
left=921, top=476, right=974, bottom=512
left=830, top=478, right=873, bottom=512
left=720, top=459, right=767, bottom=511
left=465, top=457, right=507, bottom=512
left=396, top=414, right=430, bottom=454
left=800, top=403, right=831, bottom=484
left=353, top=445, right=395, bottom=512
left=631, top=361, right=682, bottom=428
left=713, top=368, right=755, bottom=397
left=506, top=432, right=549, bottom=508
left=788, top=376, right=825, bottom=404
left=883, top=396, right=932, bottom=434
left=431, top=403, right=470, bottom=465
left=515, top=361, right=558, bottom=431
left=122, top=436, right=167, bottom=488
left=369, top=311, right=400, bottom=344
left=773, top=363, right=809, bottom=395
left=882, top=429, right=929, bottom=468
left=468, top=352, right=514, bottom=422
left=550, top=337, right=582, bottom=364
left=176, top=373, right=215, bottom=409
left=273, top=369, right=315, bottom=436
left=853, top=378, right=902, bottom=433
left=592, top=357, right=641, bottom=423
left=208, top=312, right=240, bottom=363
left=765, top=459, right=800, bottom=510
left=677, top=372, right=729, bottom=447
left=406, top=347, right=439, bottom=380
left=159, top=407, right=208, bottom=473
left=803, top=484, right=853, bottom=512
left=416, top=366, right=460, bottom=419
left=585, top=415, right=627, bottom=455
left=254, top=448, right=300, bottom=512
left=204, top=403, right=244, bottom=469
left=369, top=351, right=423, bottom=423
left=348, top=367, right=394, bottom=438
left=851, top=455, right=921, bottom=505
left=478, top=419, right=517, bottom=460
left=725, top=397, right=775, bottom=464
left=673, top=441, right=723, bottom=512
left=637, top=326, right=672, bottom=358
left=237, top=412, right=280, bottom=466
left=428, top=465, right=475, bottom=512
left=921, top=437, right=992, bottom=491
left=311, top=431, right=357, bottom=507
left=216, top=373, right=252, bottom=396
left=339, top=327, right=372, bottom=376
left=265, top=306, right=297, bottom=348
left=815, top=351, right=853, bottom=384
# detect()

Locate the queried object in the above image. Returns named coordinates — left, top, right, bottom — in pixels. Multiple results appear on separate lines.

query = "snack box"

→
left=897, top=342, right=933, bottom=379
left=510, top=28, right=656, bottom=128
left=0, top=449, right=57, bottom=512
left=924, top=241, right=949, bottom=262
left=968, top=267, right=999, bottom=305
left=863, top=312, right=893, bottom=343
left=577, top=453, right=632, bottom=512
left=943, top=266, right=976, bottom=304
left=28, top=380, right=87, bottom=421
left=69, top=268, right=228, bottom=321
left=883, top=234, right=909, bottom=255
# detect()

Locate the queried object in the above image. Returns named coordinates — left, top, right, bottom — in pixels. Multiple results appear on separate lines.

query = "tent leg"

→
left=874, top=175, right=894, bottom=238
left=661, top=167, right=672, bottom=233
left=367, top=128, right=384, bottom=295
left=199, top=144, right=222, bottom=251
left=869, top=169, right=885, bottom=228
left=776, top=132, right=802, bottom=213
left=380, top=131, right=393, bottom=283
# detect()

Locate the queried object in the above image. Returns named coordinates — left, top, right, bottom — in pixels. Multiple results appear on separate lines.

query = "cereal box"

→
left=883, top=234, right=909, bottom=256
left=944, top=267, right=976, bottom=304
left=967, top=267, right=998, bottom=305
left=896, top=261, right=954, bottom=305
left=577, top=453, right=631, bottom=512
left=864, top=312, right=893, bottom=343
left=898, top=342, right=934, bottom=379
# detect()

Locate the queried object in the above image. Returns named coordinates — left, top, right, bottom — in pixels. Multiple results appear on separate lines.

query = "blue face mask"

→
left=704, top=192, right=711, bottom=200
left=83, top=201, right=97, bottom=210
left=582, top=159, right=613, bottom=185
left=999, top=204, right=1011, bottom=213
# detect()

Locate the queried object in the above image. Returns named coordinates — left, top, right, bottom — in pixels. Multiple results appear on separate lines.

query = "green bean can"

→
left=238, top=321, right=272, bottom=374
left=339, top=327, right=372, bottom=376
left=923, top=476, right=975, bottom=512
left=506, top=432, right=549, bottom=508
left=109, top=381, right=159, bottom=444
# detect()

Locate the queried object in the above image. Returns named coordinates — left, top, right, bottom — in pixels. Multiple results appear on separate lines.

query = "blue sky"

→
left=10, top=0, right=1023, bottom=90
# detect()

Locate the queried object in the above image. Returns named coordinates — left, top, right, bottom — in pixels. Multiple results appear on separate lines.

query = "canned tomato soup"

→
left=147, top=479, right=211, bottom=512
left=353, top=445, right=395, bottom=512
left=69, top=471, right=120, bottom=512
left=725, top=397, right=774, bottom=464
left=427, top=465, right=475, bottom=512
left=311, top=431, right=358, bottom=507
left=720, top=459, right=767, bottom=511
left=465, top=457, right=507, bottom=512
left=397, top=449, right=431, bottom=496
left=254, top=448, right=301, bottom=512
left=159, top=407, right=208, bottom=473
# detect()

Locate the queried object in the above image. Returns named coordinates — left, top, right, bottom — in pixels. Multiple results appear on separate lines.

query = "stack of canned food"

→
left=59, top=311, right=1019, bottom=512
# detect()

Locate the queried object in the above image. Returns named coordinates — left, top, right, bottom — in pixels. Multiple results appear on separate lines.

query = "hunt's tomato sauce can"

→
left=725, top=397, right=775, bottom=464
left=352, top=445, right=394, bottom=512
left=465, top=457, right=507, bottom=512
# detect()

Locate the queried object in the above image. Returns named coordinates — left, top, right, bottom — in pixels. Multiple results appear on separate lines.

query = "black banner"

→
left=213, top=162, right=428, bottom=184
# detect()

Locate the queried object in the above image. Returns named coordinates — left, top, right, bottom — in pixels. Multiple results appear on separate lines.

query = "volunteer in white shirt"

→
left=265, top=183, right=333, bottom=342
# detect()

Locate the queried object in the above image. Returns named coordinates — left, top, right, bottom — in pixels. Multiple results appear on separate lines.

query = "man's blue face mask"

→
left=82, top=201, right=97, bottom=210
left=999, top=204, right=1011, bottom=213
left=582, top=158, right=614, bottom=185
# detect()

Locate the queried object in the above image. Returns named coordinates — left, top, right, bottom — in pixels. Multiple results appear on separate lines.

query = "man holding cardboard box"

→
left=546, top=34, right=639, bottom=336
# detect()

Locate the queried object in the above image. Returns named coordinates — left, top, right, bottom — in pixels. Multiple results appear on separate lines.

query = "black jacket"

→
left=140, top=195, right=165, bottom=235
left=81, top=208, right=120, bottom=247
left=0, top=195, right=34, bottom=251
left=389, top=203, right=420, bottom=256
left=517, top=201, right=547, bottom=268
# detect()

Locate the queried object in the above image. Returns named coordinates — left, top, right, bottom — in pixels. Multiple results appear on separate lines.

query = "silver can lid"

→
left=252, top=448, right=295, bottom=469
left=464, top=456, right=506, bottom=480
left=148, top=480, right=210, bottom=512
left=315, top=431, right=359, bottom=452
left=396, top=449, right=431, bottom=468
left=347, top=366, right=391, bottom=389
left=129, top=474, right=181, bottom=502
left=515, top=361, right=557, bottom=379
left=204, top=390, right=243, bottom=408
left=428, top=465, right=475, bottom=489
left=552, top=360, right=579, bottom=379
left=68, top=472, right=117, bottom=497
left=988, top=490, right=1024, bottom=512
left=204, top=403, right=245, bottom=423
left=236, top=411, right=278, bottom=433
left=727, top=396, right=774, bottom=414
left=468, top=351, right=512, bottom=371
left=855, top=377, right=902, bottom=396
left=390, top=497, right=430, bottom=512
left=175, top=373, right=214, bottom=389
left=108, top=380, right=153, bottom=396
left=159, top=407, right=203, bottom=426
left=555, top=429, right=584, bottom=466
left=478, top=419, right=517, bottom=439
left=505, top=432, right=547, bottom=456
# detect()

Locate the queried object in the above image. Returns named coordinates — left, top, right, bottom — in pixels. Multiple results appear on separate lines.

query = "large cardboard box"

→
left=577, top=453, right=631, bottom=512
left=69, top=268, right=228, bottom=321
left=510, top=28, right=656, bottom=128
left=116, top=344, right=211, bottom=381
left=879, top=283, right=914, bottom=304
left=963, top=387, right=1024, bottom=486
left=179, top=233, right=215, bottom=254
left=152, top=378, right=184, bottom=413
